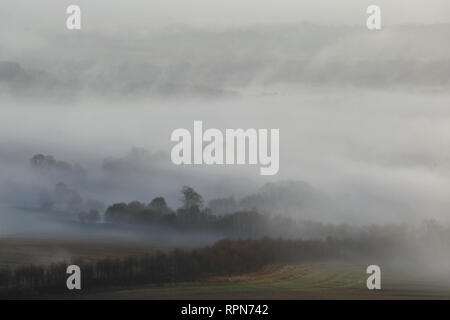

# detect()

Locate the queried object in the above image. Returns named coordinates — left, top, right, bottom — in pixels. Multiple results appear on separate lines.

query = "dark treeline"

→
left=102, top=186, right=450, bottom=240
left=104, top=186, right=305, bottom=237
left=0, top=236, right=397, bottom=298
left=2, top=221, right=450, bottom=298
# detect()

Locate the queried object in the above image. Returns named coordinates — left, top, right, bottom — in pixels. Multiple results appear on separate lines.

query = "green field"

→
left=78, top=263, right=450, bottom=300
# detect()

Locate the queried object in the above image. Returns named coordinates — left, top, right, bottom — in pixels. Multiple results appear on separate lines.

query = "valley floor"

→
left=76, top=263, right=450, bottom=300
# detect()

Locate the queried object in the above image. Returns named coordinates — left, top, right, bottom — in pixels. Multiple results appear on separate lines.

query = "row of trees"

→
left=2, top=220, right=450, bottom=297
left=102, top=186, right=450, bottom=240
left=0, top=237, right=382, bottom=298
left=104, top=186, right=288, bottom=236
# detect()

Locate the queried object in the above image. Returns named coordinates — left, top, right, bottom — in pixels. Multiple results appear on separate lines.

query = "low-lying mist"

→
left=0, top=17, right=449, bottom=280
left=1, top=88, right=450, bottom=228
